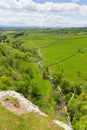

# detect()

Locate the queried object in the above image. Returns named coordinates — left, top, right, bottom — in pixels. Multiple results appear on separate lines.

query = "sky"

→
left=0, top=0, right=87, bottom=27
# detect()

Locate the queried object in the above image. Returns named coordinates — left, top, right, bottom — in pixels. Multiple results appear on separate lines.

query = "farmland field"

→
left=41, top=37, right=87, bottom=81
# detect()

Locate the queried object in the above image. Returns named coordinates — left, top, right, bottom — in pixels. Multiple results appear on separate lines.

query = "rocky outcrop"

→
left=0, top=91, right=72, bottom=130
left=54, top=120, right=72, bottom=130
left=0, top=90, right=46, bottom=116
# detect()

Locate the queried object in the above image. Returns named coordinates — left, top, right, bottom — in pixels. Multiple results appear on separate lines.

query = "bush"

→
left=53, top=73, right=63, bottom=85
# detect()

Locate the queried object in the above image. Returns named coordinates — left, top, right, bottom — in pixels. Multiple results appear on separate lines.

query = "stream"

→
left=32, top=41, right=72, bottom=130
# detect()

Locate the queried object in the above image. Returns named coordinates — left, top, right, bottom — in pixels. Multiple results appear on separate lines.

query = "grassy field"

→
left=0, top=105, right=63, bottom=130
left=40, top=37, right=87, bottom=81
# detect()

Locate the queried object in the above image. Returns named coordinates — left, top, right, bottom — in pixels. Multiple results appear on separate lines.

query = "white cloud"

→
left=0, top=0, right=87, bottom=15
left=0, top=0, right=87, bottom=27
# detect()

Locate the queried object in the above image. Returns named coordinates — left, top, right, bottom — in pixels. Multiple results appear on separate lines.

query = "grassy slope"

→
left=19, top=61, right=52, bottom=101
left=0, top=33, right=52, bottom=112
left=41, top=37, right=87, bottom=65
left=0, top=34, right=52, bottom=95
left=13, top=32, right=53, bottom=98
left=40, top=37, right=87, bottom=81
left=0, top=105, right=63, bottom=130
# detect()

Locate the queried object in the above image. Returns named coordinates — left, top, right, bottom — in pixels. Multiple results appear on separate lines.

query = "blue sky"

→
left=33, top=0, right=87, bottom=5
left=0, top=0, right=87, bottom=27
left=33, top=0, right=69, bottom=4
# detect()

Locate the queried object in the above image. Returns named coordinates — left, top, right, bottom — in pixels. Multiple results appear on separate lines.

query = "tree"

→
left=60, top=79, right=71, bottom=94
left=31, top=82, right=41, bottom=100
left=24, top=67, right=33, bottom=79
left=73, top=82, right=81, bottom=95
left=53, top=73, right=63, bottom=85
left=73, top=115, right=87, bottom=130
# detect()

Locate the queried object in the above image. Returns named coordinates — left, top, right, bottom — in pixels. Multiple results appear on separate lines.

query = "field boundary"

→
left=48, top=51, right=79, bottom=68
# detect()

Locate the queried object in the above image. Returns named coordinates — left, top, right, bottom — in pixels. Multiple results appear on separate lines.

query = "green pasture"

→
left=49, top=53, right=87, bottom=81
left=40, top=37, right=87, bottom=81
left=41, top=37, right=87, bottom=65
